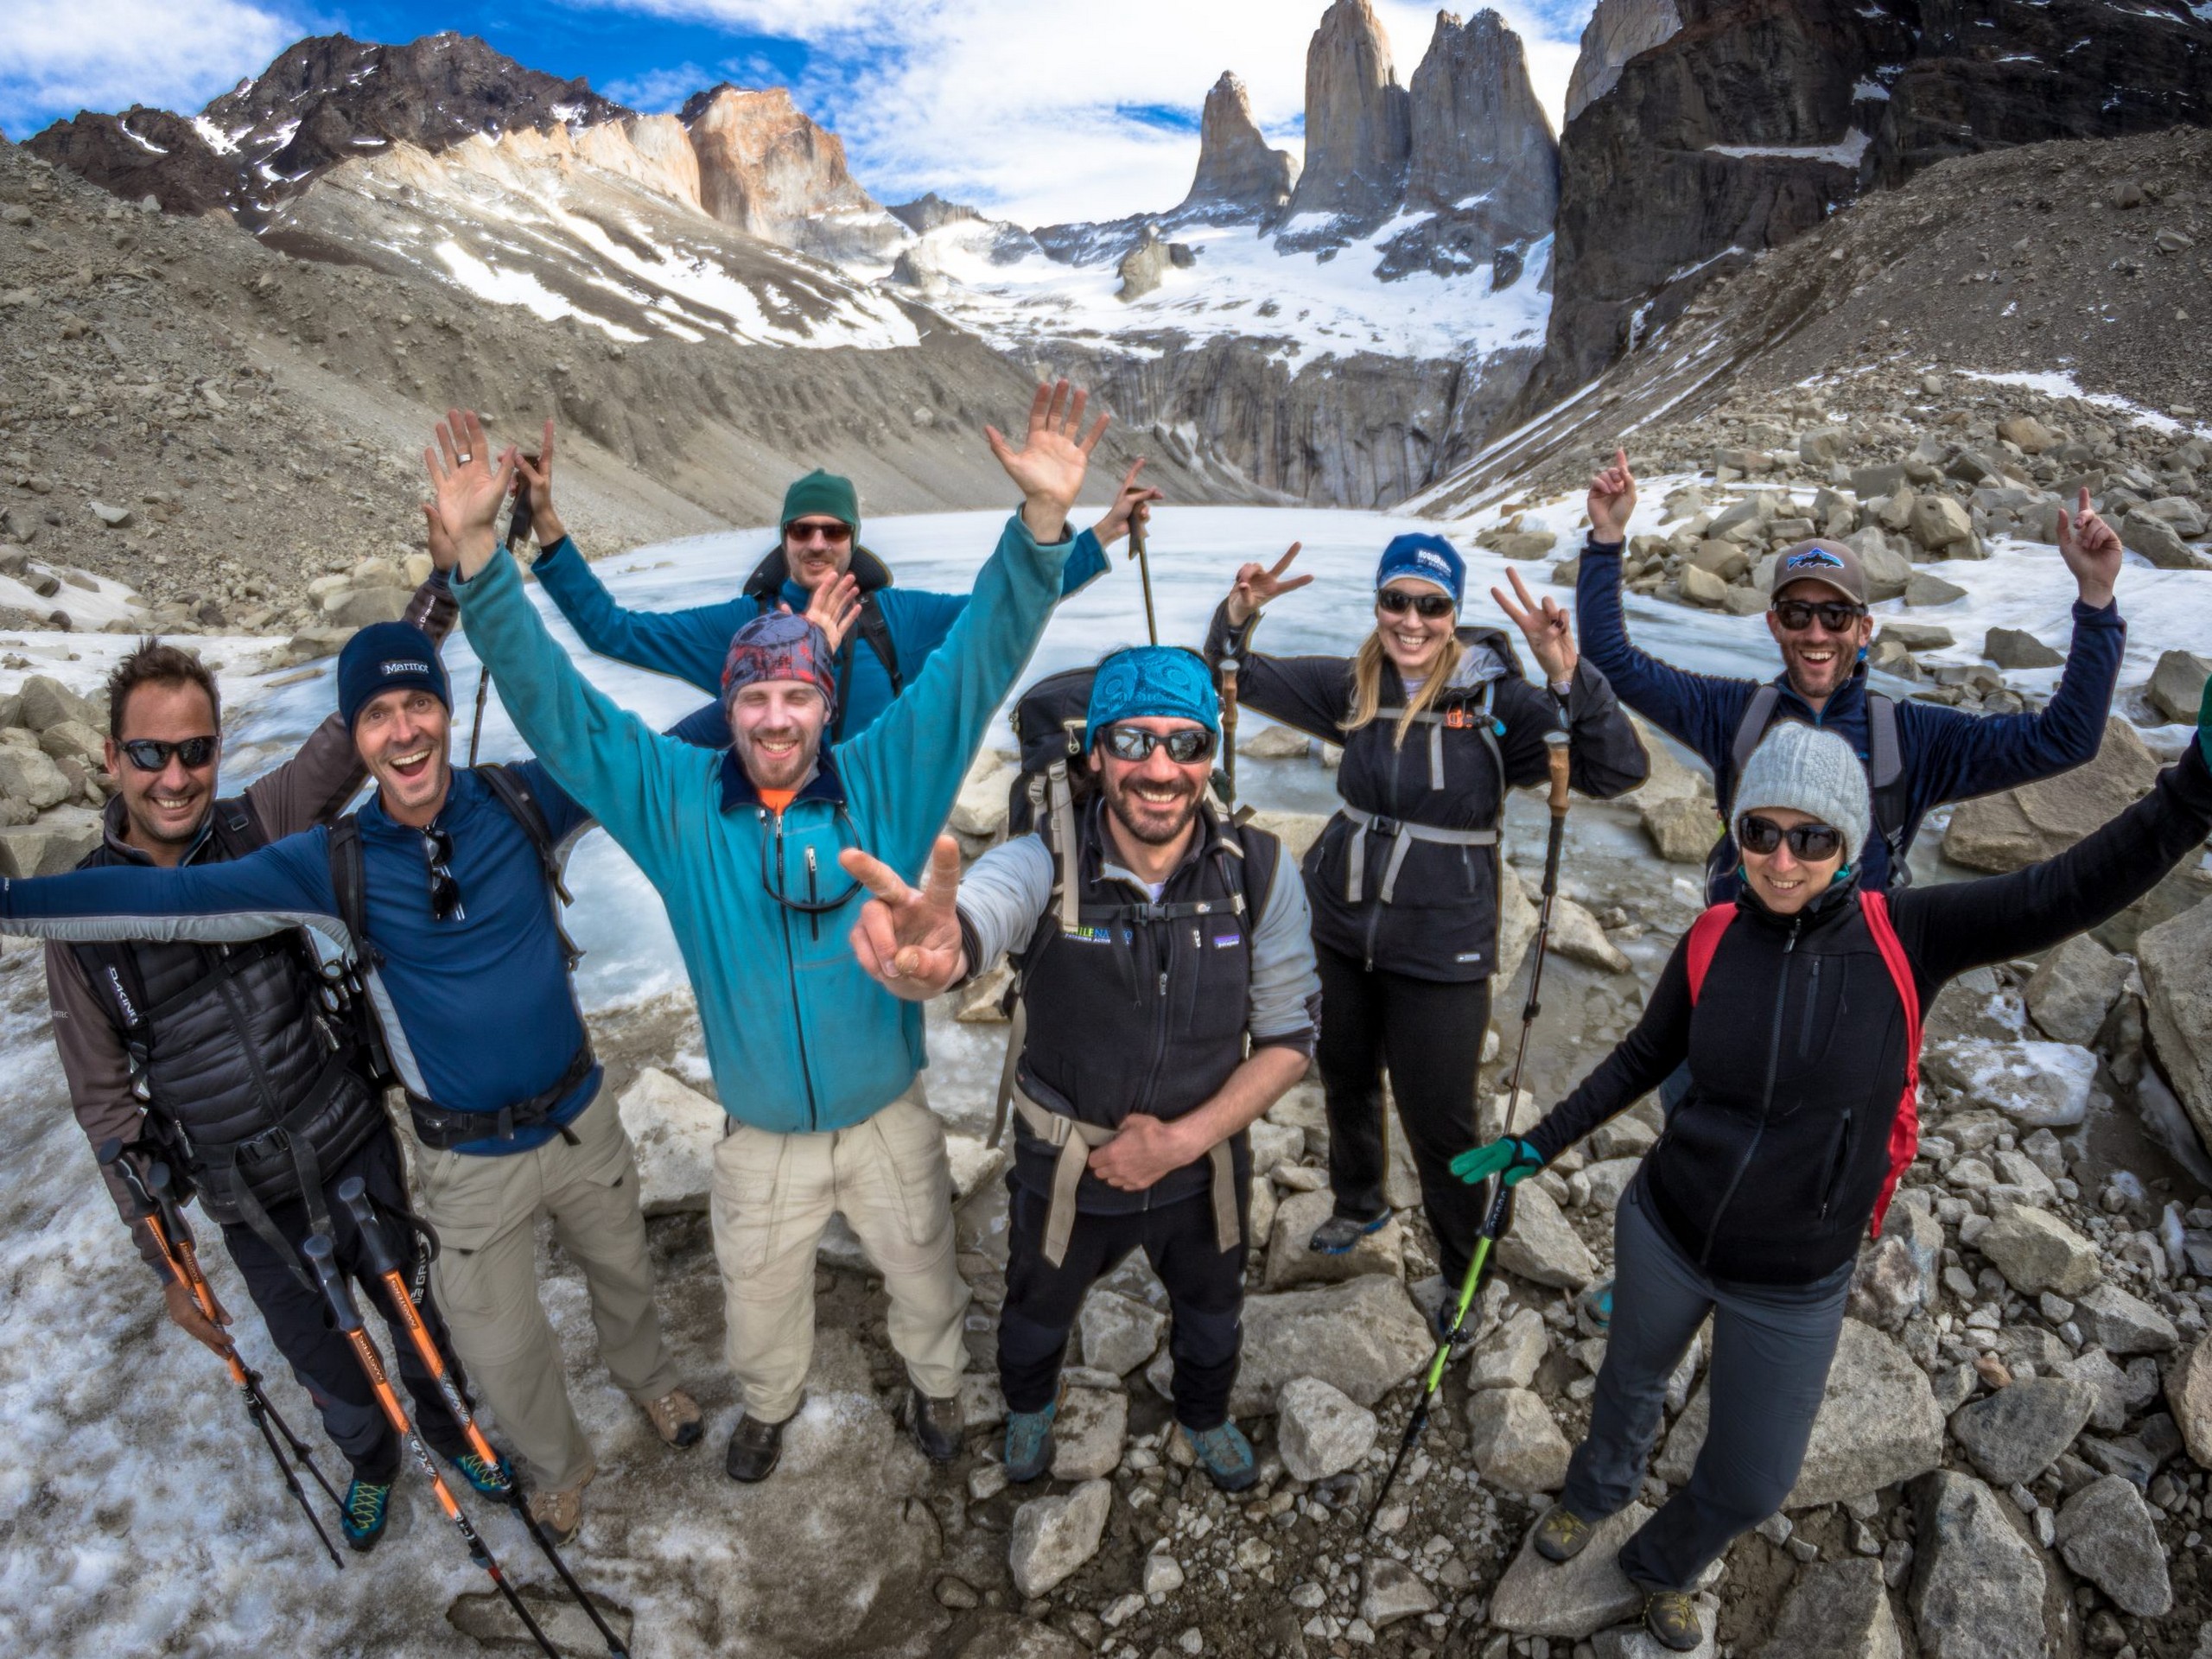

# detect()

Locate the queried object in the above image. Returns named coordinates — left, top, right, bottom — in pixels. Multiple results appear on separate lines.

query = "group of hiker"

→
left=4, top=388, right=2205, bottom=1652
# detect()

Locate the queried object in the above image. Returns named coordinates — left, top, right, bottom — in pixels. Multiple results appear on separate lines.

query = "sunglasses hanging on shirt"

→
left=1735, top=814, right=1845, bottom=861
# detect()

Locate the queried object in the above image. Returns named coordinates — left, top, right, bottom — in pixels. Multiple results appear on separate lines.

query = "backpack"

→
left=1683, top=894, right=1921, bottom=1234
left=1727, top=686, right=1910, bottom=886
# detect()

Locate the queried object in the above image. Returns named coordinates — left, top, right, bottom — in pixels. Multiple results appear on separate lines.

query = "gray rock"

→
left=1910, top=495, right=1974, bottom=552
left=1050, top=1387, right=1127, bottom=1481
left=1948, top=1377, right=2095, bottom=1485
left=1495, top=1182, right=1597, bottom=1288
left=2148, top=650, right=2211, bottom=723
left=1905, top=573, right=1969, bottom=607
left=1659, top=1319, right=1941, bottom=1506
left=16, top=676, right=95, bottom=734
left=1642, top=794, right=1719, bottom=862
left=2121, top=509, right=2209, bottom=570
left=1079, top=1290, right=1167, bottom=1377
left=1847, top=1199, right=1942, bottom=1329
left=1580, top=1157, right=1641, bottom=1213
left=0, top=810, right=102, bottom=878
left=1489, top=1502, right=1654, bottom=1637
left=0, top=744, right=70, bottom=812
left=1358, top=1556, right=1439, bottom=1630
left=2055, top=1474, right=2172, bottom=1616
left=1874, top=620, right=1954, bottom=652
left=1008, top=1478, right=1111, bottom=1598
left=1465, top=1386, right=1572, bottom=1492
left=1975, top=1205, right=2101, bottom=1299
left=1944, top=716, right=2158, bottom=872
left=1232, top=1275, right=1431, bottom=1415
left=2071, top=1281, right=2178, bottom=1355
left=321, top=585, right=413, bottom=630
left=1468, top=1306, right=1548, bottom=1390
left=615, top=1066, right=724, bottom=1215
left=37, top=718, right=103, bottom=769
left=1174, top=73, right=1296, bottom=222
left=1921, top=1035, right=2095, bottom=1128
left=949, top=753, right=1014, bottom=840
left=1549, top=895, right=1631, bottom=973
left=1264, top=1186, right=1403, bottom=1291
left=1274, top=1375, right=1377, bottom=1481
left=2050, top=1346, right=2133, bottom=1433
left=1751, top=1557, right=1901, bottom=1658
left=1984, top=626, right=2063, bottom=671
left=2024, top=933, right=2129, bottom=1046
left=1596, top=1624, right=1715, bottom=1659
left=1909, top=1471, right=2048, bottom=1659
left=2139, top=896, right=2212, bottom=1154
left=954, top=1613, right=1090, bottom=1659
left=1563, top=0, right=1681, bottom=122
left=2164, top=1335, right=2211, bottom=1470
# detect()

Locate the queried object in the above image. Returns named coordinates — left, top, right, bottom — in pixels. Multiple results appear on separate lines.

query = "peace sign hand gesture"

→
left=1491, top=566, right=1579, bottom=684
left=1226, top=543, right=1312, bottom=626
left=840, top=835, right=968, bottom=1001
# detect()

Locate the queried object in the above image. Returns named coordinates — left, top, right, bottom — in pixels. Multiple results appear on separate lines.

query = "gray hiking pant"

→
left=1560, top=1178, right=1852, bottom=1592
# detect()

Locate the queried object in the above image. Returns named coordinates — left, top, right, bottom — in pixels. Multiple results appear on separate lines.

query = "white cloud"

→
left=0, top=0, right=302, bottom=136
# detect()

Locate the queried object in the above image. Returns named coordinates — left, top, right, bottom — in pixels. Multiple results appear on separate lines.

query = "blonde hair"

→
left=1343, top=630, right=1465, bottom=748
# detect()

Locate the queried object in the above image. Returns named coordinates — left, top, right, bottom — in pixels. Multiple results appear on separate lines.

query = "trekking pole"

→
left=468, top=667, right=491, bottom=767
left=98, top=1139, right=345, bottom=1568
left=1128, top=520, right=1159, bottom=645
left=334, top=1179, right=631, bottom=1659
left=303, top=1235, right=561, bottom=1659
left=1217, top=657, right=1241, bottom=809
left=1364, top=731, right=1573, bottom=1535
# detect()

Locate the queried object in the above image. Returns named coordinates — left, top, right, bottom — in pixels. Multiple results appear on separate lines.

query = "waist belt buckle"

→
left=496, top=1105, right=518, bottom=1142
left=1370, top=814, right=1402, bottom=838
left=238, top=1125, right=292, bottom=1165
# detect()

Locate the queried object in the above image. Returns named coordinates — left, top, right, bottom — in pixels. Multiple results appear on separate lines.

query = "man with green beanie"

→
left=521, top=422, right=1160, bottom=741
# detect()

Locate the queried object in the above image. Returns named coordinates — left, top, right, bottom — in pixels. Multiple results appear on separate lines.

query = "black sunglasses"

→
left=118, top=735, right=219, bottom=772
left=1770, top=598, right=1866, bottom=633
left=423, top=825, right=465, bottom=922
left=1103, top=725, right=1217, bottom=765
left=1737, top=814, right=1845, bottom=861
left=1376, top=588, right=1456, bottom=619
left=785, top=520, right=853, bottom=546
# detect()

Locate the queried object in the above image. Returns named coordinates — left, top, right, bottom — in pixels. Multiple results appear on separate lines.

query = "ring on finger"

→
left=457, top=452, right=473, bottom=463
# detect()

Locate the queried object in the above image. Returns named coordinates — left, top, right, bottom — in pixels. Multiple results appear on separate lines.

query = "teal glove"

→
left=1450, top=1136, right=1545, bottom=1187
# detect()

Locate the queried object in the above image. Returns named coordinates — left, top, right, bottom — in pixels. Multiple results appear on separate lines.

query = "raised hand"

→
left=1491, top=566, right=1579, bottom=684
left=1225, top=543, right=1312, bottom=626
left=841, top=835, right=967, bottom=1001
left=1586, top=448, right=1637, bottom=543
left=423, top=503, right=457, bottom=575
left=1092, top=457, right=1163, bottom=550
left=987, top=379, right=1110, bottom=543
left=2055, top=485, right=2121, bottom=608
left=513, top=417, right=565, bottom=547
left=423, top=409, right=518, bottom=581
left=786, top=571, right=861, bottom=654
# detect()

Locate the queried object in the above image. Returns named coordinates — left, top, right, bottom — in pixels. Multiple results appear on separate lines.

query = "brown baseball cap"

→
left=1769, top=538, right=1867, bottom=607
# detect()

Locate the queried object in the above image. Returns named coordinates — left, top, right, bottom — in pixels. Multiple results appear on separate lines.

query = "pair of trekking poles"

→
left=100, top=1142, right=629, bottom=1658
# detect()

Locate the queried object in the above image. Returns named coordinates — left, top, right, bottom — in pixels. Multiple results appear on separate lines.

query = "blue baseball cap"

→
left=1375, top=533, right=1465, bottom=606
left=1084, top=646, right=1220, bottom=752
left=338, top=622, right=451, bottom=730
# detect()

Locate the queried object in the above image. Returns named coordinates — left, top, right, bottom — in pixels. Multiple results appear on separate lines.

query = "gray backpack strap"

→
left=988, top=1000, right=1026, bottom=1152
left=1727, top=683, right=1784, bottom=810
left=1865, top=692, right=1902, bottom=790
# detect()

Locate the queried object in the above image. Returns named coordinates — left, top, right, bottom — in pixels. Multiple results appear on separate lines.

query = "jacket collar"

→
left=718, top=745, right=849, bottom=816
left=741, top=542, right=895, bottom=602
left=1732, top=867, right=1862, bottom=934
left=99, top=790, right=220, bottom=868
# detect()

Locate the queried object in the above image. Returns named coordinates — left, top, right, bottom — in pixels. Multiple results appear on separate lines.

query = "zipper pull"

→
left=1159, top=969, right=1169, bottom=997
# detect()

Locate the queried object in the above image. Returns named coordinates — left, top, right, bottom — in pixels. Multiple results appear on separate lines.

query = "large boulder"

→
left=0, top=809, right=102, bottom=877
left=1489, top=1503, right=1653, bottom=1637
left=1751, top=1558, right=1901, bottom=1659
left=2024, top=933, right=2130, bottom=1046
left=1079, top=1291, right=1166, bottom=1377
left=2120, top=509, right=2209, bottom=570
left=16, top=675, right=96, bottom=732
left=1974, top=1205, right=2101, bottom=1299
left=1274, top=1376, right=1377, bottom=1482
left=1494, top=1182, right=1597, bottom=1288
left=616, top=1066, right=724, bottom=1215
left=1657, top=1319, right=1941, bottom=1506
left=1465, top=1387, right=1572, bottom=1491
left=1909, top=1471, right=2049, bottom=1659
left=1049, top=1388, right=1127, bottom=1481
left=1942, top=717, right=2158, bottom=872
left=2055, top=1474, right=2172, bottom=1617
left=1643, top=794, right=1719, bottom=863
left=1231, top=1275, right=1430, bottom=1415
left=1948, top=1376, right=2095, bottom=1486
left=1263, top=1186, right=1403, bottom=1290
left=1008, top=1479, right=1111, bottom=1598
left=2071, top=1281, right=2178, bottom=1355
left=1549, top=897, right=1631, bottom=974
left=0, top=744, right=71, bottom=812
left=2147, top=649, right=2211, bottom=723
left=2139, top=896, right=2212, bottom=1155
left=1921, top=1036, right=2094, bottom=1128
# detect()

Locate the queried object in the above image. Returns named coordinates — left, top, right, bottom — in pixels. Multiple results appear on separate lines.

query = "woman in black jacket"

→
left=1205, top=537, right=1648, bottom=1305
left=1455, top=700, right=2212, bottom=1651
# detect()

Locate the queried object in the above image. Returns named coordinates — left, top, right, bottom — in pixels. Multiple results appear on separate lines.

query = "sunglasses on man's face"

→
left=423, top=825, right=465, bottom=922
left=1770, top=598, right=1866, bottom=633
left=1736, top=814, right=1845, bottom=861
left=1376, top=588, right=1456, bottom=620
left=119, top=735, right=219, bottom=772
left=1103, top=724, right=1217, bottom=765
left=786, top=520, right=853, bottom=547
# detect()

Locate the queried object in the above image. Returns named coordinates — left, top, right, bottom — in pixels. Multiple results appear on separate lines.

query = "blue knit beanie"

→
left=1084, top=646, right=1220, bottom=752
left=338, top=622, right=450, bottom=731
left=1375, top=533, right=1465, bottom=605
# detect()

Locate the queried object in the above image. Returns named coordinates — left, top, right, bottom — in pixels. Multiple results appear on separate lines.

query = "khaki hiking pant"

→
left=417, top=1086, right=681, bottom=1493
left=710, top=1076, right=969, bottom=1423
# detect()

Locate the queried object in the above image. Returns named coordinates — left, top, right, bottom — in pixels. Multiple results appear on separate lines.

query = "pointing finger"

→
left=837, top=846, right=915, bottom=905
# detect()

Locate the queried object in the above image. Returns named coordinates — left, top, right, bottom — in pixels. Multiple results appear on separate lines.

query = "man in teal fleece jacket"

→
left=431, top=385, right=1108, bottom=1481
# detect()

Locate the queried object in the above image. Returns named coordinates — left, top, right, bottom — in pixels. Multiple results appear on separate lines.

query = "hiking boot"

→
left=1432, top=1296, right=1479, bottom=1351
left=527, top=1481, right=583, bottom=1547
left=1004, top=1402, right=1058, bottom=1484
left=1643, top=1590, right=1703, bottom=1652
left=644, top=1388, right=704, bottom=1449
left=1534, top=1505, right=1595, bottom=1562
left=1578, top=1278, right=1614, bottom=1334
left=1308, top=1212, right=1390, bottom=1255
left=448, top=1447, right=513, bottom=1497
left=725, top=1408, right=791, bottom=1484
left=340, top=1476, right=393, bottom=1553
left=1181, top=1421, right=1259, bottom=1493
left=910, top=1385, right=963, bottom=1464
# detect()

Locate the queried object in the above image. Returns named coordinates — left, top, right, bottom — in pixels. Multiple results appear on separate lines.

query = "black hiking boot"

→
left=726, top=1407, right=792, bottom=1483
left=910, top=1385, right=963, bottom=1464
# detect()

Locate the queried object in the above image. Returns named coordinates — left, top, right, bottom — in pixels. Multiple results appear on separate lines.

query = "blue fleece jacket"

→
left=1, top=765, right=597, bottom=1157
left=1575, top=537, right=2127, bottom=899
left=532, top=526, right=1109, bottom=741
left=459, top=513, right=1071, bottom=1134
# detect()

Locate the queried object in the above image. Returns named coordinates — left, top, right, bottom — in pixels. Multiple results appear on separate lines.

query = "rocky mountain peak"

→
left=1176, top=72, right=1299, bottom=225
left=1402, top=10, right=1558, bottom=252
left=1562, top=0, right=1682, bottom=127
left=1282, top=0, right=1413, bottom=234
left=680, top=84, right=900, bottom=260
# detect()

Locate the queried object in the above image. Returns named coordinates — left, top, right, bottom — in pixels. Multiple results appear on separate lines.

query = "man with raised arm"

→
left=438, top=384, right=1107, bottom=1484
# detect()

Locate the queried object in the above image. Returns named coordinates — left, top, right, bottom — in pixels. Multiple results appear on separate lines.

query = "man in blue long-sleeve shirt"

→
left=0, top=624, right=703, bottom=1545
left=519, top=419, right=1157, bottom=741
left=1575, top=451, right=2129, bottom=901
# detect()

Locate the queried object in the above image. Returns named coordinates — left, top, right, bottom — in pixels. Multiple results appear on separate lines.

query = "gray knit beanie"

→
left=1733, top=721, right=1872, bottom=868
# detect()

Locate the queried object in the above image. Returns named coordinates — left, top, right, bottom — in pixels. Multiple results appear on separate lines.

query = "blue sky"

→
left=1, top=0, right=1596, bottom=226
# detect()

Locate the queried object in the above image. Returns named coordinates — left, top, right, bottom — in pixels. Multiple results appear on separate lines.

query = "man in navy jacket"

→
left=1576, top=451, right=2128, bottom=900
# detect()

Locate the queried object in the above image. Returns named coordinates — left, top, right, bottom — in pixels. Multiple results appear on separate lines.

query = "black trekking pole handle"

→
left=306, top=1234, right=365, bottom=1335
left=334, top=1176, right=403, bottom=1281
left=98, top=1137, right=162, bottom=1227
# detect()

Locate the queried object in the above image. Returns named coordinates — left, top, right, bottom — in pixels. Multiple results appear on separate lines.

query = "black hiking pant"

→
left=998, top=1182, right=1247, bottom=1431
left=220, top=1126, right=474, bottom=1483
left=1313, top=944, right=1493, bottom=1283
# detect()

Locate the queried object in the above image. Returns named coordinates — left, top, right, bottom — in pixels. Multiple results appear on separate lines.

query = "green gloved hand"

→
left=1450, top=1136, right=1545, bottom=1187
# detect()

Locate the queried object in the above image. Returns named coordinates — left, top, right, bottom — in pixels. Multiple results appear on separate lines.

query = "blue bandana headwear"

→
left=1374, top=533, right=1465, bottom=606
left=1084, top=646, right=1220, bottom=752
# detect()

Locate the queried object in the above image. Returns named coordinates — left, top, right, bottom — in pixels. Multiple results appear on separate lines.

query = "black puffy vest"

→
left=73, top=798, right=383, bottom=1227
left=1011, top=799, right=1280, bottom=1214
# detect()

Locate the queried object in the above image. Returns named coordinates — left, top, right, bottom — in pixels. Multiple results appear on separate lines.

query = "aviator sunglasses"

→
left=119, top=735, right=219, bottom=772
left=1376, top=588, right=1456, bottom=620
left=1770, top=597, right=1866, bottom=633
left=1736, top=814, right=1845, bottom=861
left=423, top=824, right=465, bottom=922
left=785, top=519, right=853, bottom=547
left=1103, top=724, right=1217, bottom=765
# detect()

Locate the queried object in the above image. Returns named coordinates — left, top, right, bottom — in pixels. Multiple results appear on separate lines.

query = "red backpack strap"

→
left=1859, top=890, right=1923, bottom=1236
left=1683, top=905, right=1736, bottom=1003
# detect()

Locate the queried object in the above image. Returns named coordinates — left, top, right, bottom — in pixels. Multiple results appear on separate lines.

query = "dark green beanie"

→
left=781, top=470, right=860, bottom=537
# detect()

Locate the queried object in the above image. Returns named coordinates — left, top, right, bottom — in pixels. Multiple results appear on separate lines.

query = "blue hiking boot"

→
left=448, top=1448, right=513, bottom=1497
left=1004, top=1402, right=1058, bottom=1484
left=1579, top=1279, right=1614, bottom=1334
left=340, top=1476, right=393, bottom=1552
left=1308, top=1212, right=1390, bottom=1255
left=1182, top=1421, right=1259, bottom=1492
